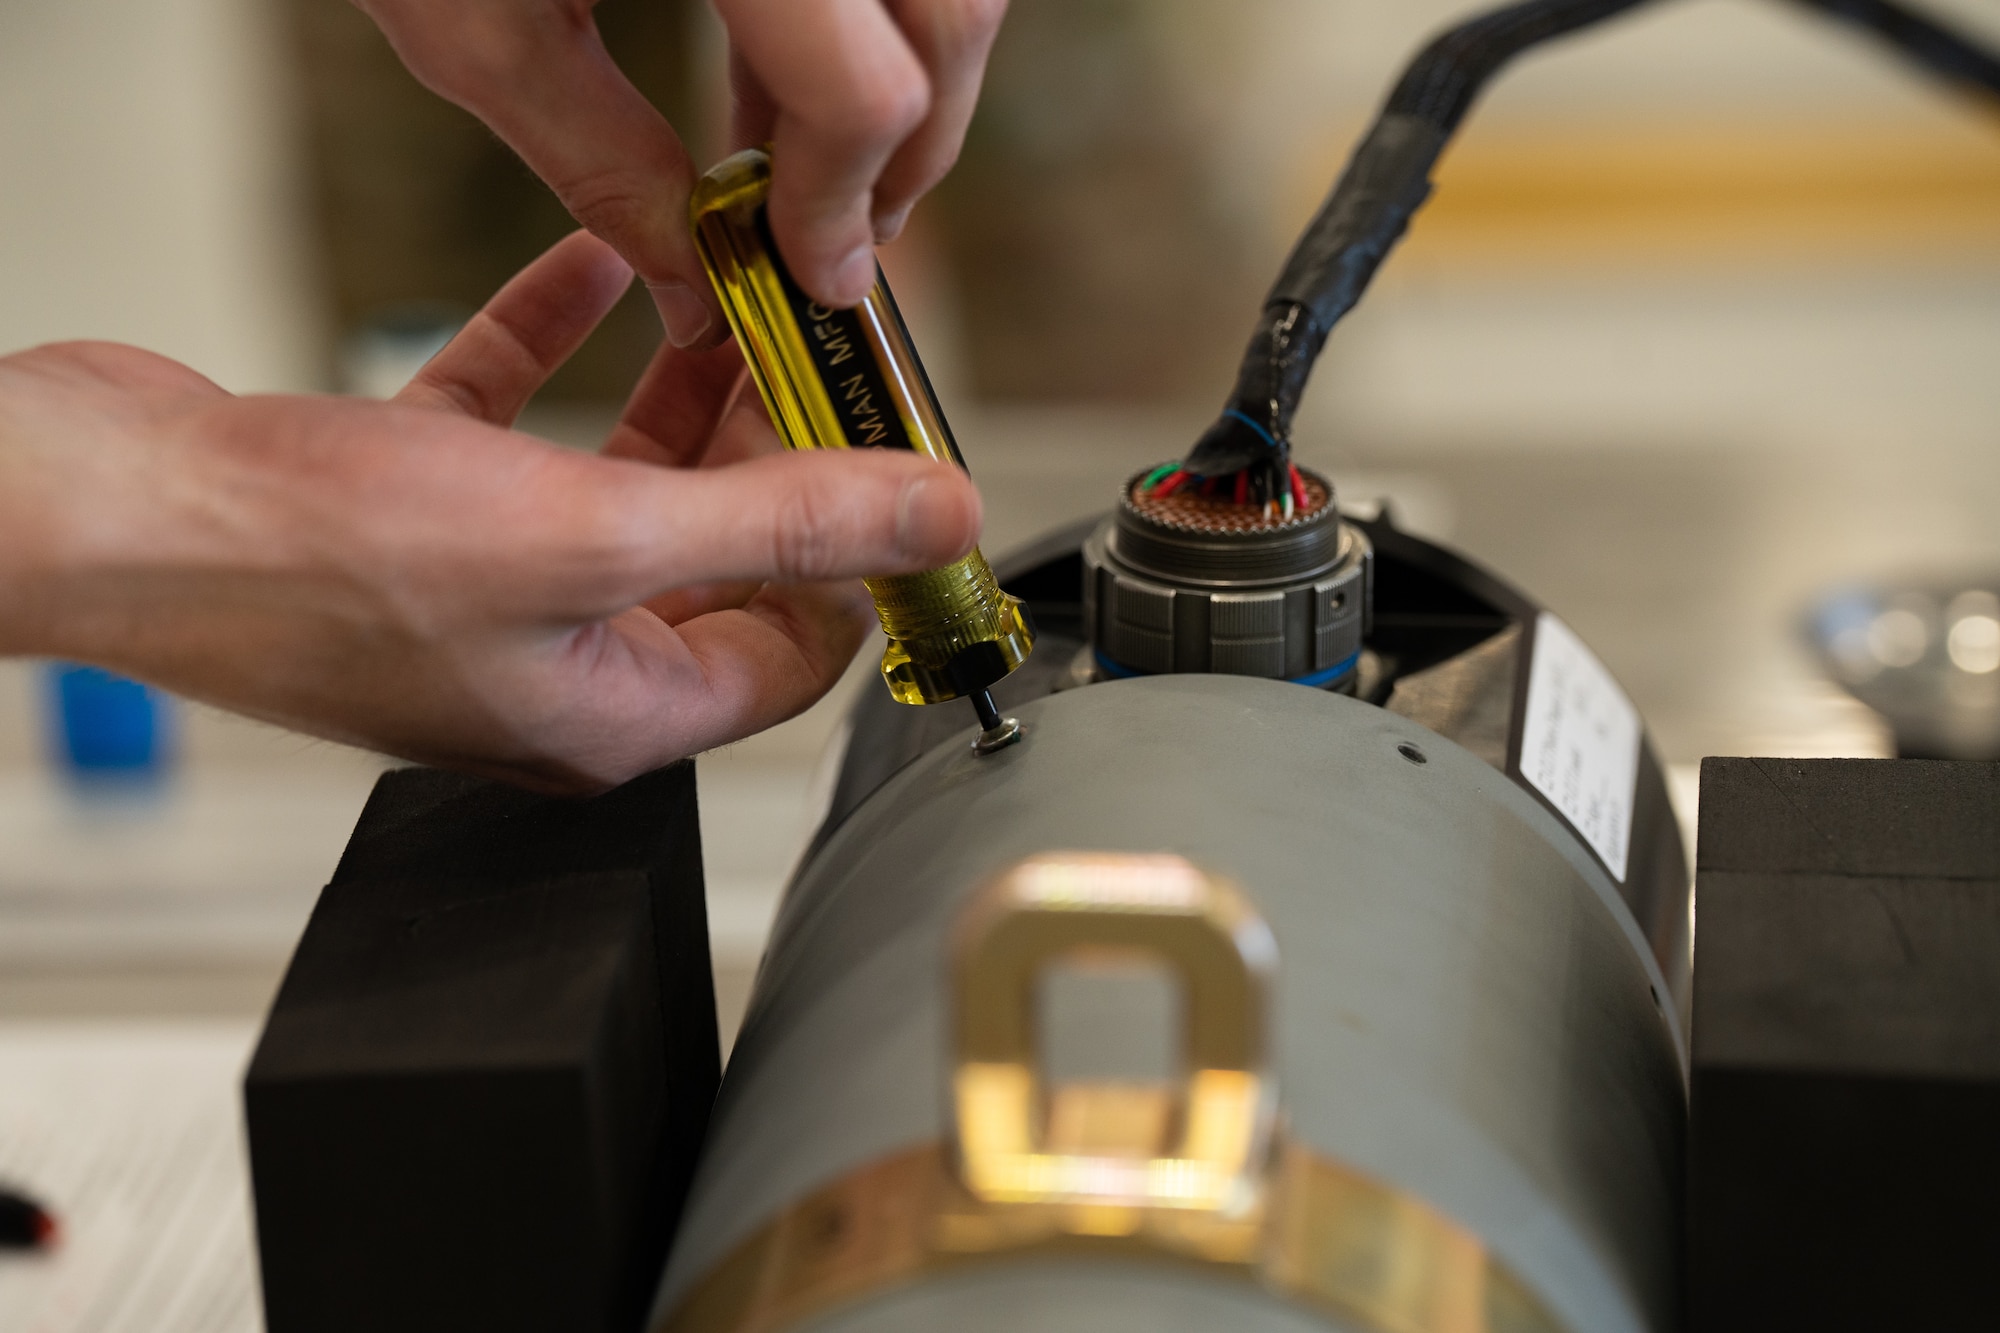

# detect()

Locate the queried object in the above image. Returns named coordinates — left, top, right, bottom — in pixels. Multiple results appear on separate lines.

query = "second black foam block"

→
left=246, top=763, right=719, bottom=1333
left=1691, top=757, right=2000, bottom=1331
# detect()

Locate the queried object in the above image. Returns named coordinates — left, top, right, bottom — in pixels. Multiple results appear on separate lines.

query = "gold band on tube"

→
left=658, top=854, right=1567, bottom=1333
left=654, top=1139, right=1566, bottom=1333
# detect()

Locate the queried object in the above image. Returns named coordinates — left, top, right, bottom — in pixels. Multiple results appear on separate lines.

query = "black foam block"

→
left=245, top=764, right=719, bottom=1333
left=1690, top=757, right=2000, bottom=1331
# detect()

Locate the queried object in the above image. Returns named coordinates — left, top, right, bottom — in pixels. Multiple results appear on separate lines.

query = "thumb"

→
left=585, top=449, right=984, bottom=609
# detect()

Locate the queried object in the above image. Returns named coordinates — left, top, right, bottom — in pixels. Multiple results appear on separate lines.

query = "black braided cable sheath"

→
left=1784, top=0, right=2000, bottom=100
left=1186, top=0, right=2000, bottom=489
left=1187, top=0, right=1658, bottom=483
left=1383, top=0, right=1663, bottom=129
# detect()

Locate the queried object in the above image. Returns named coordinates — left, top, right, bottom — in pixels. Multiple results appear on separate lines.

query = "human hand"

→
left=0, top=233, right=981, bottom=792
left=356, top=0, right=1006, bottom=334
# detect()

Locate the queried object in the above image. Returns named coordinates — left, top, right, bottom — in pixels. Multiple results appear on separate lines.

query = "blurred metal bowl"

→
left=1806, top=580, right=2000, bottom=758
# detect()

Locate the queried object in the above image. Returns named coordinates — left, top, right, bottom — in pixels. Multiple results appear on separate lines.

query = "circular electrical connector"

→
left=1083, top=467, right=1371, bottom=686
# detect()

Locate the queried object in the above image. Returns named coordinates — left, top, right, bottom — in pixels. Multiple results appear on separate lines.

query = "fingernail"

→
left=896, top=474, right=966, bottom=560
left=651, top=281, right=713, bottom=349
left=874, top=205, right=912, bottom=244
left=833, top=247, right=877, bottom=305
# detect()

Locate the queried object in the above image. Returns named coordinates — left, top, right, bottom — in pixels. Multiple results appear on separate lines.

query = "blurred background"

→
left=2, top=0, right=1997, bottom=1325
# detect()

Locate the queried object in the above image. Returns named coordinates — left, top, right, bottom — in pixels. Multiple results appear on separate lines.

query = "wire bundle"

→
left=1137, top=452, right=1313, bottom=522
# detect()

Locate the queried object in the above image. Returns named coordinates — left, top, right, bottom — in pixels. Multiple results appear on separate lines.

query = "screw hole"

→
left=1397, top=742, right=1427, bottom=765
left=1330, top=592, right=1346, bottom=611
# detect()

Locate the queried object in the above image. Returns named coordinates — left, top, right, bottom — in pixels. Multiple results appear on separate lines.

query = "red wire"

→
left=1150, top=469, right=1187, bottom=496
left=1233, top=471, right=1248, bottom=506
left=1288, top=463, right=1309, bottom=513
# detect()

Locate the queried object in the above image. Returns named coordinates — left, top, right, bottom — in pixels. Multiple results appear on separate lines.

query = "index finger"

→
left=399, top=231, right=632, bottom=425
left=721, top=0, right=933, bottom=306
left=869, top=0, right=1008, bottom=241
left=360, top=0, right=725, bottom=349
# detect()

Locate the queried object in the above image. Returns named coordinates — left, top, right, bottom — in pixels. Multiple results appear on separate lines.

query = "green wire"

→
left=1139, top=462, right=1179, bottom=491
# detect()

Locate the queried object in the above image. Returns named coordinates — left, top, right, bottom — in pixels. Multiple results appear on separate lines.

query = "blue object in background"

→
left=43, top=663, right=174, bottom=782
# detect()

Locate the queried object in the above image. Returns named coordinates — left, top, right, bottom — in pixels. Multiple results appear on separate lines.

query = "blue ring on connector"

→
left=1288, top=651, right=1363, bottom=688
left=1222, top=408, right=1281, bottom=453
left=1094, top=651, right=1142, bottom=680
left=1094, top=649, right=1360, bottom=688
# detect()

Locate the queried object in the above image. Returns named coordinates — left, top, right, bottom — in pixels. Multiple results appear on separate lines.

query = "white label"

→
left=1520, top=613, right=1641, bottom=881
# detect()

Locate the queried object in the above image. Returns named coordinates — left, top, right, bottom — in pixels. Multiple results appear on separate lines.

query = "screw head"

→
left=973, top=716, right=1025, bottom=756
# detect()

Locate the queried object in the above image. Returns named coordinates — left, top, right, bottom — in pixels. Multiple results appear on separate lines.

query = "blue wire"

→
left=1222, top=408, right=1281, bottom=453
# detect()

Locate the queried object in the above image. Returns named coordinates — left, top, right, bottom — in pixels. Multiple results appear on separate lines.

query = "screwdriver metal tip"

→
left=970, top=689, right=1003, bottom=733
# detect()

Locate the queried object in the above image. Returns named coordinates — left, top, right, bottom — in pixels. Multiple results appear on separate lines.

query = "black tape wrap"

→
left=1188, top=0, right=2000, bottom=496
left=1185, top=0, right=2000, bottom=497
left=1188, top=0, right=1657, bottom=489
left=1189, top=112, right=1444, bottom=482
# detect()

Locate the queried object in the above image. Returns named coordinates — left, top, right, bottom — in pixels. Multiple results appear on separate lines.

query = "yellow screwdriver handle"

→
left=689, top=148, right=1034, bottom=707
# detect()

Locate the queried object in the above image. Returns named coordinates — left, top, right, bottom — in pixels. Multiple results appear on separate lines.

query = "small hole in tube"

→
left=1397, top=742, right=1427, bottom=765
